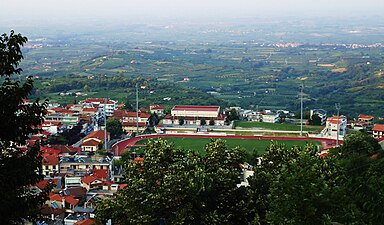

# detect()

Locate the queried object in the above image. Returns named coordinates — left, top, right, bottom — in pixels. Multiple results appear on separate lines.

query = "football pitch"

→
left=132, top=137, right=322, bottom=156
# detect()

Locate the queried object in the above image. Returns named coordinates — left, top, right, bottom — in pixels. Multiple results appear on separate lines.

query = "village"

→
left=27, top=97, right=384, bottom=225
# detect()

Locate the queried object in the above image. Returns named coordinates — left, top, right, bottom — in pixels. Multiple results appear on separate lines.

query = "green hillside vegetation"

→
left=96, top=133, right=384, bottom=225
left=21, top=35, right=384, bottom=117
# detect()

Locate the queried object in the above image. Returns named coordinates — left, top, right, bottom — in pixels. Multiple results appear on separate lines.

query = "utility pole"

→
left=104, top=98, right=108, bottom=151
left=300, top=82, right=304, bottom=136
left=335, top=103, right=341, bottom=146
left=136, top=83, right=139, bottom=134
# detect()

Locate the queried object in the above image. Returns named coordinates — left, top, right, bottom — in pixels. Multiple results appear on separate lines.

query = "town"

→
left=25, top=96, right=384, bottom=224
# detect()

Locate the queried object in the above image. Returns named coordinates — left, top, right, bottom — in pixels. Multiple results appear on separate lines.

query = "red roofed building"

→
left=81, top=175, right=103, bottom=191
left=373, top=124, right=384, bottom=139
left=79, top=98, right=117, bottom=117
left=112, top=110, right=151, bottom=133
left=33, top=179, right=58, bottom=191
left=163, top=105, right=226, bottom=126
left=41, top=121, right=62, bottom=135
left=81, top=130, right=110, bottom=152
left=358, top=114, right=374, bottom=124
left=51, top=145, right=81, bottom=154
left=324, top=116, right=347, bottom=139
left=81, top=139, right=101, bottom=152
left=150, top=104, right=165, bottom=116
left=42, top=154, right=59, bottom=176
left=48, top=193, right=79, bottom=213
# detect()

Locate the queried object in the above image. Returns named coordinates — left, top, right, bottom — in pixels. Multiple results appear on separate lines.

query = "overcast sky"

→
left=1, top=0, right=383, bottom=25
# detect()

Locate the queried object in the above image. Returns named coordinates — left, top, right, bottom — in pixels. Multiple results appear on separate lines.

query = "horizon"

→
left=1, top=0, right=384, bottom=28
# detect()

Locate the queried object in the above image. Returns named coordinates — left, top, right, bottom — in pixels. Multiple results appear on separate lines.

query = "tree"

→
left=0, top=31, right=48, bottom=223
left=106, top=118, right=123, bottom=139
left=200, top=119, right=206, bottom=126
left=309, top=114, right=322, bottom=126
left=95, top=139, right=253, bottom=224
left=226, top=108, right=239, bottom=121
left=178, top=117, right=185, bottom=126
left=209, top=119, right=215, bottom=126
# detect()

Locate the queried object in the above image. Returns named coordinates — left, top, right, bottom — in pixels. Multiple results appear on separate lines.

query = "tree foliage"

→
left=0, top=31, right=48, bottom=224
left=96, top=139, right=254, bottom=224
left=106, top=118, right=123, bottom=139
left=96, top=132, right=384, bottom=225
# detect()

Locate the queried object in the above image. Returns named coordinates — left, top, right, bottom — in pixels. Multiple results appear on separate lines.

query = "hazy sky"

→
left=1, top=0, right=383, bottom=25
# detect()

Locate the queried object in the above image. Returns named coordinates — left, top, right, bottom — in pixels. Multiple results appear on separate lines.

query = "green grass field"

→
left=235, top=121, right=323, bottom=132
left=131, top=137, right=321, bottom=156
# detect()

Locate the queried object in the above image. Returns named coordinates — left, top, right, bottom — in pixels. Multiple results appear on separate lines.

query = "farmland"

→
left=12, top=20, right=384, bottom=118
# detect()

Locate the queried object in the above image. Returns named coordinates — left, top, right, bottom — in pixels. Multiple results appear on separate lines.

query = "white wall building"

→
left=324, top=116, right=347, bottom=139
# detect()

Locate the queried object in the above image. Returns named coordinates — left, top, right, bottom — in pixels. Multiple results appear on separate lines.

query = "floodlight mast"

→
left=136, top=83, right=139, bottom=133
left=300, top=82, right=304, bottom=136
left=335, top=103, right=341, bottom=146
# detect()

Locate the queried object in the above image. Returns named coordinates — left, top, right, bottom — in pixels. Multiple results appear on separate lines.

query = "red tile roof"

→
left=84, top=130, right=109, bottom=141
left=66, top=103, right=74, bottom=109
left=122, top=122, right=147, bottom=127
left=81, top=175, right=99, bottom=185
left=172, top=105, right=220, bottom=112
left=49, top=193, right=79, bottom=206
left=80, top=98, right=115, bottom=105
left=327, top=116, right=344, bottom=125
left=33, top=179, right=58, bottom=190
left=359, top=114, right=374, bottom=120
left=51, top=145, right=81, bottom=154
left=75, top=219, right=94, bottom=225
left=42, top=154, right=59, bottom=166
left=82, top=139, right=101, bottom=147
left=373, top=124, right=384, bottom=132
left=59, top=109, right=78, bottom=115
left=82, top=107, right=98, bottom=112
left=93, top=169, right=108, bottom=180
left=41, top=147, right=61, bottom=155
left=50, top=107, right=63, bottom=113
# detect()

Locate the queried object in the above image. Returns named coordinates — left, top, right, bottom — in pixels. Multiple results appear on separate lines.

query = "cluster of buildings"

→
left=25, top=96, right=384, bottom=224
left=27, top=128, right=126, bottom=225
left=28, top=97, right=238, bottom=224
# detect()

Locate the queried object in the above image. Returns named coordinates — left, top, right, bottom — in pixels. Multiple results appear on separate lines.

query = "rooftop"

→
left=373, top=124, right=384, bottom=132
left=172, top=105, right=220, bottom=112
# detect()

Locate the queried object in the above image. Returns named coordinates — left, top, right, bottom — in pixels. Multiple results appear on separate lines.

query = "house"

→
left=112, top=109, right=151, bottom=133
left=48, top=193, right=79, bottom=214
left=323, top=116, right=347, bottom=139
left=358, top=114, right=374, bottom=125
left=64, top=177, right=82, bottom=188
left=81, top=130, right=110, bottom=152
left=372, top=124, right=384, bottom=139
left=149, top=104, right=165, bottom=116
left=45, top=108, right=80, bottom=129
left=81, top=175, right=103, bottom=191
left=81, top=169, right=108, bottom=191
left=260, top=112, right=280, bottom=123
left=42, top=154, right=59, bottom=177
left=42, top=121, right=62, bottom=135
left=79, top=98, right=117, bottom=117
left=59, top=155, right=112, bottom=176
left=163, top=105, right=226, bottom=126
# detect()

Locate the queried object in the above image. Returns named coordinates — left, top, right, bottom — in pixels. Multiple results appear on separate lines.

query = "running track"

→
left=112, top=133, right=341, bottom=156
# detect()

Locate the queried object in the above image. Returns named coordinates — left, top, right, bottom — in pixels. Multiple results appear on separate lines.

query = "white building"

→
left=163, top=105, right=226, bottom=126
left=324, top=116, right=347, bottom=139
left=79, top=98, right=117, bottom=117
